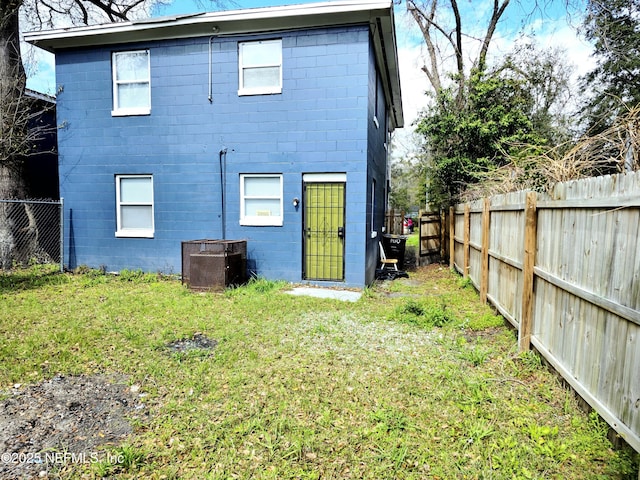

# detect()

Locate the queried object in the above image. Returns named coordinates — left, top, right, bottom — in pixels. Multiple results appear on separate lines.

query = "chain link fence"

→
left=0, top=199, right=63, bottom=272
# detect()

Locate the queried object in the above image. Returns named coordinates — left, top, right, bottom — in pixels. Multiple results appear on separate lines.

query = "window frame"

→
left=240, top=173, right=284, bottom=226
left=112, top=49, right=151, bottom=116
left=238, top=39, right=283, bottom=96
left=115, top=174, right=155, bottom=238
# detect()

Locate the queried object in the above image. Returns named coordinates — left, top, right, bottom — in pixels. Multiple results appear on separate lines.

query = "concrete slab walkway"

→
left=285, top=287, right=362, bottom=302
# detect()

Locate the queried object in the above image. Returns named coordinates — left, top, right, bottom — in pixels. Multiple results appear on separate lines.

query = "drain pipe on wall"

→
left=208, top=34, right=218, bottom=103
left=211, top=34, right=228, bottom=240
left=219, top=147, right=227, bottom=240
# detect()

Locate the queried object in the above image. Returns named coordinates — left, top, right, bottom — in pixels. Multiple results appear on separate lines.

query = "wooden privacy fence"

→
left=385, top=210, right=404, bottom=235
left=449, top=171, right=640, bottom=453
left=418, top=212, right=443, bottom=265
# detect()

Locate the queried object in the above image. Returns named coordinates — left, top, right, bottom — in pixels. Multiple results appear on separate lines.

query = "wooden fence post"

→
left=449, top=206, right=455, bottom=269
left=519, top=191, right=537, bottom=351
left=480, top=198, right=490, bottom=303
left=440, top=210, right=446, bottom=258
left=463, top=204, right=470, bottom=278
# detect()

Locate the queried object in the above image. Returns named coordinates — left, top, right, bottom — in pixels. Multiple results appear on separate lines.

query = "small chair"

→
left=379, top=241, right=398, bottom=271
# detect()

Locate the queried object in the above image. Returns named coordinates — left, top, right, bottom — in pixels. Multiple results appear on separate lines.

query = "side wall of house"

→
left=56, top=25, right=372, bottom=286
left=365, top=38, right=390, bottom=285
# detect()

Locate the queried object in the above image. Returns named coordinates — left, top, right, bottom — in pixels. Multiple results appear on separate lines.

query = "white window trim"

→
left=240, top=174, right=283, bottom=226
left=112, top=50, right=151, bottom=116
left=115, top=174, right=155, bottom=238
left=302, top=173, right=346, bottom=183
left=238, top=39, right=282, bottom=96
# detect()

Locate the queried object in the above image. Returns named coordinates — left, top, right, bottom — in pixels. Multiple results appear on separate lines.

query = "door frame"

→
left=301, top=173, right=347, bottom=281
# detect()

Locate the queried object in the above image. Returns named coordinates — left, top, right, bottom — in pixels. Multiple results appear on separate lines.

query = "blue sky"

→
left=152, top=0, right=316, bottom=15
left=24, top=0, right=592, bottom=126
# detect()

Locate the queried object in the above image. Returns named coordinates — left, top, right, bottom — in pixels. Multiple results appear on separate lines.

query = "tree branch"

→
left=408, top=0, right=465, bottom=96
left=478, top=0, right=511, bottom=72
left=74, top=0, right=129, bottom=23
left=450, top=0, right=464, bottom=105
left=408, top=0, right=443, bottom=94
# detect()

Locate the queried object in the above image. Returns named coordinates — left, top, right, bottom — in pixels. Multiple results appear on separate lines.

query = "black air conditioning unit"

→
left=181, top=240, right=247, bottom=290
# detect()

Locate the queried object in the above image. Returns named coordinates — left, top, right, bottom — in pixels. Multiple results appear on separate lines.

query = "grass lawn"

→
left=405, top=232, right=419, bottom=248
left=0, top=264, right=637, bottom=479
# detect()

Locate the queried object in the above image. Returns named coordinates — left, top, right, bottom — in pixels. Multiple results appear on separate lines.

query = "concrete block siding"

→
left=56, top=24, right=388, bottom=287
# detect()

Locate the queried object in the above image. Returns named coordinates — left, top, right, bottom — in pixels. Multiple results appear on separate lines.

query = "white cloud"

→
left=397, top=42, right=431, bottom=127
left=536, top=22, right=594, bottom=79
left=391, top=40, right=430, bottom=163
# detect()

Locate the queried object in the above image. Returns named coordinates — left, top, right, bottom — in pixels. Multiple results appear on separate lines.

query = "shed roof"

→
left=24, top=0, right=403, bottom=128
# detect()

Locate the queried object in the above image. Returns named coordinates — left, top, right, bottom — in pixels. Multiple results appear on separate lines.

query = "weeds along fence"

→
left=448, top=171, right=640, bottom=453
left=0, top=199, right=63, bottom=272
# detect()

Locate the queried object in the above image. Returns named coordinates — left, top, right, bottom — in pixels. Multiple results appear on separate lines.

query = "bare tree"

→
left=1, top=2, right=26, bottom=200
left=0, top=69, right=57, bottom=268
left=406, top=0, right=511, bottom=105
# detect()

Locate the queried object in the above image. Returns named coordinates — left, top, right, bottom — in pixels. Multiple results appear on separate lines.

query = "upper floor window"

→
left=115, top=174, right=154, bottom=237
left=112, top=50, right=150, bottom=116
left=238, top=39, right=282, bottom=96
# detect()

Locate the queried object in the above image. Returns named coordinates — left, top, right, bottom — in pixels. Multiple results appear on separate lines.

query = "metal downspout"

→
left=219, top=148, right=227, bottom=240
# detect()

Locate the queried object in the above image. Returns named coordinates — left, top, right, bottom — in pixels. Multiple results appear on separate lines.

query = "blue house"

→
left=25, top=0, right=403, bottom=287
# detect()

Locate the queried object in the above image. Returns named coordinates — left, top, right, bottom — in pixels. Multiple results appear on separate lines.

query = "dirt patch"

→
left=463, top=326, right=505, bottom=342
left=0, top=374, right=147, bottom=479
left=166, top=333, right=218, bottom=354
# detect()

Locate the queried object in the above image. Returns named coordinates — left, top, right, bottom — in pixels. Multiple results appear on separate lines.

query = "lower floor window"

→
left=240, top=174, right=283, bottom=226
left=116, top=174, right=154, bottom=237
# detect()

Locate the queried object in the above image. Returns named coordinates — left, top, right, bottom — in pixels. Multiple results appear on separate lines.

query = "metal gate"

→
left=0, top=198, right=64, bottom=271
left=302, top=181, right=345, bottom=281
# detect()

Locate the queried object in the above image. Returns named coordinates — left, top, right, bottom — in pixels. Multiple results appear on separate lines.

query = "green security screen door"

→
left=303, top=181, right=346, bottom=281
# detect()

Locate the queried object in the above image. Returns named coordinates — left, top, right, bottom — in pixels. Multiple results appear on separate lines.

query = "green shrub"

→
left=390, top=298, right=456, bottom=328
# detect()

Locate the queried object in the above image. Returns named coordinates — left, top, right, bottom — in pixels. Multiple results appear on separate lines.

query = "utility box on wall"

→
left=181, top=240, right=247, bottom=290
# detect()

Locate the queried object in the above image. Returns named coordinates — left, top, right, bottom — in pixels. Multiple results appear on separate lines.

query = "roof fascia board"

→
left=371, top=13, right=403, bottom=128
left=26, top=88, right=57, bottom=104
left=23, top=1, right=391, bottom=51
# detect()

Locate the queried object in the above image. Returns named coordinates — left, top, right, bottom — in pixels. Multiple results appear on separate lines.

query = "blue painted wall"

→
left=365, top=39, right=390, bottom=285
left=56, top=24, right=388, bottom=287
